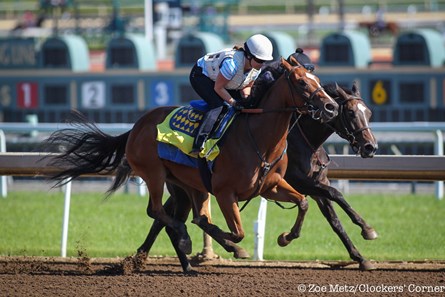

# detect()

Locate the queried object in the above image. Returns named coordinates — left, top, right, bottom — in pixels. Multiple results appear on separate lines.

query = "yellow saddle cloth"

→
left=156, top=105, right=234, bottom=161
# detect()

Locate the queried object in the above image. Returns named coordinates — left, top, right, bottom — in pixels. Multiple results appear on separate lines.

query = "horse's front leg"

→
left=192, top=191, right=250, bottom=259
left=193, top=216, right=250, bottom=259
left=312, top=196, right=375, bottom=271
left=319, top=183, right=378, bottom=240
left=262, top=179, right=308, bottom=246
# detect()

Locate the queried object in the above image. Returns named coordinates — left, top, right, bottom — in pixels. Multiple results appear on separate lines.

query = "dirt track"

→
left=1, top=257, right=444, bottom=296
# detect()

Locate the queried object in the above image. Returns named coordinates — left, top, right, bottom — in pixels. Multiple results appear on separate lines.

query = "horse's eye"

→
left=298, top=79, right=307, bottom=87
left=347, top=110, right=355, bottom=117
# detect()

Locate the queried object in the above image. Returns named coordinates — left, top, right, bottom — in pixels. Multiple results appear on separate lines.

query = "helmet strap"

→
left=244, top=43, right=253, bottom=59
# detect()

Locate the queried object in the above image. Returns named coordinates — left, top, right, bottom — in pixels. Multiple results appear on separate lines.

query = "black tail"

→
left=43, top=112, right=131, bottom=195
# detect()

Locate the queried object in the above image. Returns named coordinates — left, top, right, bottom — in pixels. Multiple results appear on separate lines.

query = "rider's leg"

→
left=189, top=64, right=240, bottom=153
left=192, top=106, right=224, bottom=152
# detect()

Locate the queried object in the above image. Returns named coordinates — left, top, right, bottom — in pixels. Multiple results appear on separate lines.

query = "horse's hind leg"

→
left=165, top=225, right=195, bottom=273
left=161, top=189, right=194, bottom=273
left=138, top=190, right=194, bottom=274
left=137, top=173, right=192, bottom=255
left=320, top=184, right=378, bottom=240
left=313, top=197, right=375, bottom=271
left=137, top=196, right=175, bottom=254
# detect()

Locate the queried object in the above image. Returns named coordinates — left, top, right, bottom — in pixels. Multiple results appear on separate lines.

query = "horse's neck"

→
left=245, top=77, right=294, bottom=152
left=296, top=116, right=334, bottom=150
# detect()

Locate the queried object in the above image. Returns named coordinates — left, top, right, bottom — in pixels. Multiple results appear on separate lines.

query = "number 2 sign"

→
left=82, top=81, right=105, bottom=109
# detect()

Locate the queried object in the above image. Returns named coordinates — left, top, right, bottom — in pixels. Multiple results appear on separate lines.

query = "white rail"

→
left=0, top=122, right=444, bottom=259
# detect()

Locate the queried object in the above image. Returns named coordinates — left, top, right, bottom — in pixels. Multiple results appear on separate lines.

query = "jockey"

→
left=249, top=48, right=315, bottom=103
left=287, top=48, right=315, bottom=72
left=190, top=34, right=274, bottom=153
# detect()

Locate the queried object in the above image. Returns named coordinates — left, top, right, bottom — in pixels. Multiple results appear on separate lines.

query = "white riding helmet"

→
left=245, top=34, right=274, bottom=61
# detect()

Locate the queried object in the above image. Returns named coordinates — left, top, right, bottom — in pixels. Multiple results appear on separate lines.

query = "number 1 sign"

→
left=17, top=82, right=38, bottom=109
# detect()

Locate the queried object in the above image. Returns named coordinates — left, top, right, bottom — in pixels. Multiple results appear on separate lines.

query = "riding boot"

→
left=192, top=106, right=224, bottom=153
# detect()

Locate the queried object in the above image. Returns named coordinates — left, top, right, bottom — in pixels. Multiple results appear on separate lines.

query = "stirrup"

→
left=192, top=134, right=208, bottom=154
left=192, top=106, right=223, bottom=154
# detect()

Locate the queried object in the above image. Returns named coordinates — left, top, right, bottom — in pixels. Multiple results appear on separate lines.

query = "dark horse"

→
left=136, top=80, right=378, bottom=272
left=44, top=58, right=339, bottom=267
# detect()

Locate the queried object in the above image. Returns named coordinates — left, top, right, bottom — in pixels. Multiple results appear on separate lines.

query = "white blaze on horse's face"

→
left=305, top=72, right=330, bottom=98
left=357, top=102, right=370, bottom=126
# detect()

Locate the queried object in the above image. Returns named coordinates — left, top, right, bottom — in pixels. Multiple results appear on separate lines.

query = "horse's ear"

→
left=288, top=55, right=299, bottom=66
left=336, top=83, right=348, bottom=98
left=352, top=81, right=361, bottom=96
left=280, top=57, right=292, bottom=71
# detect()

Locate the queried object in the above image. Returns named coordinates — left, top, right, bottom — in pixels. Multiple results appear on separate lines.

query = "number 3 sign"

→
left=150, top=80, right=173, bottom=107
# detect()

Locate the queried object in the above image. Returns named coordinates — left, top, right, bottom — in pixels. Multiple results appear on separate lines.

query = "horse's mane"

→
left=247, top=55, right=360, bottom=110
left=248, top=61, right=285, bottom=108
left=323, top=83, right=354, bottom=99
left=249, top=62, right=356, bottom=108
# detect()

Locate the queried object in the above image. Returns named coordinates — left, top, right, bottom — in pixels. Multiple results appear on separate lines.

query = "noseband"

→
left=329, top=97, right=372, bottom=153
left=285, top=66, right=325, bottom=118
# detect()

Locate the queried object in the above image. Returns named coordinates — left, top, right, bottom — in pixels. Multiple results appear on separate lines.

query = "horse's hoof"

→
left=361, top=228, right=378, bottom=240
left=132, top=253, right=146, bottom=272
left=277, top=232, right=291, bottom=247
left=359, top=260, right=376, bottom=271
left=234, top=248, right=250, bottom=259
left=135, top=250, right=147, bottom=259
left=178, top=237, right=192, bottom=255
left=183, top=264, right=198, bottom=276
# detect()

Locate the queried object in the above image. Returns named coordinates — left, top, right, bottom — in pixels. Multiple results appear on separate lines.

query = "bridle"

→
left=327, top=96, right=372, bottom=154
left=240, top=65, right=325, bottom=203
left=240, top=66, right=323, bottom=116
left=285, top=66, right=326, bottom=119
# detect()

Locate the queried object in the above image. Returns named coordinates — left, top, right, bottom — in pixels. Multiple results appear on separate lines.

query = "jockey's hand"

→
left=233, top=101, right=244, bottom=111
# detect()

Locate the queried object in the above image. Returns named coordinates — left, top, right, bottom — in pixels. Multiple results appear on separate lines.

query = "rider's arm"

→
left=214, top=59, right=237, bottom=106
left=214, top=73, right=236, bottom=105
left=240, top=81, right=254, bottom=99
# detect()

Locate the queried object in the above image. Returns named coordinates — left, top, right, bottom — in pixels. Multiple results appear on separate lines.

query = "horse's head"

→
left=330, top=82, right=378, bottom=158
left=281, top=57, right=338, bottom=122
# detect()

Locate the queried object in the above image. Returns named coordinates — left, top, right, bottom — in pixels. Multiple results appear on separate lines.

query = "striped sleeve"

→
left=219, top=58, right=237, bottom=80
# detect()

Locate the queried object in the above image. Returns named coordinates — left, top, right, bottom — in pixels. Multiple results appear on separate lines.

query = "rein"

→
left=245, top=66, right=316, bottom=186
left=240, top=107, right=307, bottom=114
left=295, top=117, right=331, bottom=170
left=240, top=66, right=317, bottom=211
left=239, top=116, right=288, bottom=212
left=244, top=113, right=288, bottom=191
left=326, top=97, right=372, bottom=153
left=285, top=66, right=325, bottom=108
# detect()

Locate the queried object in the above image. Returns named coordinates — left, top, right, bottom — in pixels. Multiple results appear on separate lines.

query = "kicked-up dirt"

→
left=0, top=256, right=444, bottom=296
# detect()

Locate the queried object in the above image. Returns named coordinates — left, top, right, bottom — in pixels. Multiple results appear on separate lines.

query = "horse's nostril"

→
left=324, top=103, right=337, bottom=114
left=364, top=143, right=376, bottom=153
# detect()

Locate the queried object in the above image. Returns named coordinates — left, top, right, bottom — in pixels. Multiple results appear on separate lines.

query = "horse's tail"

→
left=44, top=112, right=131, bottom=196
left=107, top=155, right=133, bottom=196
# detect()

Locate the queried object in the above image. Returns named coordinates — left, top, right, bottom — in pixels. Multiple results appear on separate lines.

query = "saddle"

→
left=156, top=100, right=237, bottom=162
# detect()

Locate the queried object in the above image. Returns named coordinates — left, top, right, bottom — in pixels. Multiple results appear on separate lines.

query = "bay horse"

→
left=137, top=81, right=378, bottom=272
left=44, top=58, right=339, bottom=264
